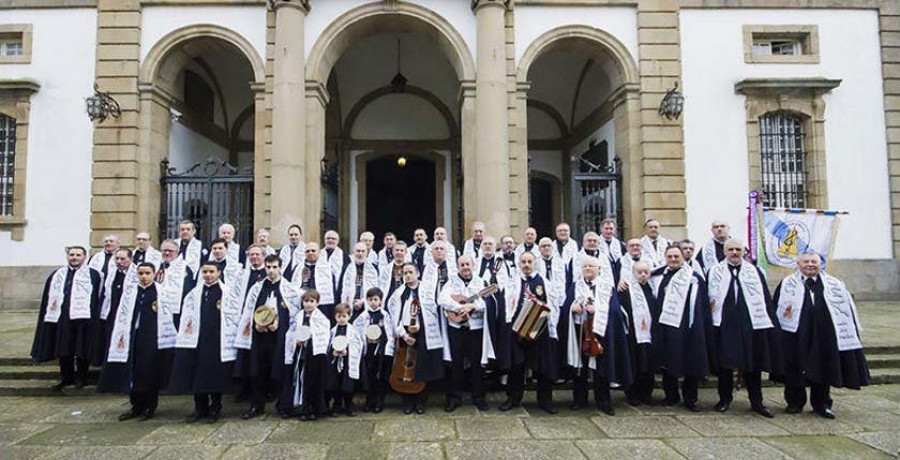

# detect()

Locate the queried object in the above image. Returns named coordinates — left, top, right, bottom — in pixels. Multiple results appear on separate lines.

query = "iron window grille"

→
left=0, top=114, right=15, bottom=216
left=759, top=112, right=807, bottom=208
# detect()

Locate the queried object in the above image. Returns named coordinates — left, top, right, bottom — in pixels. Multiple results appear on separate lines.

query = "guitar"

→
left=445, top=283, right=499, bottom=324
left=389, top=297, right=426, bottom=394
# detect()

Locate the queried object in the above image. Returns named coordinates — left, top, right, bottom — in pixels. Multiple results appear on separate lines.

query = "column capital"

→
left=269, top=0, right=310, bottom=14
left=471, top=0, right=510, bottom=13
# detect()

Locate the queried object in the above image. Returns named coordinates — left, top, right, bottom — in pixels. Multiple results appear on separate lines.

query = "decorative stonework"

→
left=736, top=77, right=841, bottom=211
left=0, top=79, right=39, bottom=241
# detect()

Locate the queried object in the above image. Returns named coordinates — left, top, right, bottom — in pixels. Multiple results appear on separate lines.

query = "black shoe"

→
left=785, top=405, right=803, bottom=414
left=445, top=399, right=460, bottom=413
left=278, top=410, right=293, bottom=419
left=74, top=378, right=86, bottom=390
left=362, top=403, right=373, bottom=413
left=402, top=405, right=414, bottom=415
left=714, top=400, right=730, bottom=412
left=206, top=410, right=221, bottom=424
left=185, top=412, right=203, bottom=424
left=415, top=404, right=425, bottom=415
left=569, top=402, right=585, bottom=411
left=752, top=404, right=774, bottom=418
left=597, top=403, right=615, bottom=416
left=52, top=381, right=74, bottom=392
left=118, top=411, right=138, bottom=422
left=538, top=402, right=558, bottom=415
left=299, top=413, right=310, bottom=421
left=137, top=411, right=154, bottom=422
left=474, top=400, right=489, bottom=411
left=498, top=399, right=519, bottom=412
left=346, top=404, right=356, bottom=417
left=241, top=406, right=264, bottom=420
left=373, top=404, right=383, bottom=414
left=684, top=402, right=701, bottom=413
left=815, top=407, right=836, bottom=419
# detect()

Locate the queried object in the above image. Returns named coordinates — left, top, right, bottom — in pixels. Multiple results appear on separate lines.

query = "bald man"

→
left=133, top=232, right=162, bottom=268
left=432, top=227, right=458, bottom=269
left=341, top=242, right=380, bottom=323
left=697, top=220, right=731, bottom=272
left=218, top=223, right=246, bottom=267
left=706, top=239, right=779, bottom=418
left=88, top=234, right=121, bottom=303
left=462, top=221, right=485, bottom=259
left=514, top=227, right=541, bottom=262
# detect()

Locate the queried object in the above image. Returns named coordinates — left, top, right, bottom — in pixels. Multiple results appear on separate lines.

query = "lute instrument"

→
left=389, top=297, right=426, bottom=394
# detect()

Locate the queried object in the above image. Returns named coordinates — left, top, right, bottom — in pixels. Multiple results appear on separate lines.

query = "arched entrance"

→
left=518, top=26, right=640, bottom=238
left=139, top=25, right=265, bottom=246
left=305, top=2, right=474, bottom=245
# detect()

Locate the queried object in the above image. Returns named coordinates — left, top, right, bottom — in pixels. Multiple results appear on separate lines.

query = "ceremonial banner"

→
left=763, top=207, right=840, bottom=269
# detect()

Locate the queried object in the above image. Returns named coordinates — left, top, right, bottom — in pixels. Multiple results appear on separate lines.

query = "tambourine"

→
left=253, top=306, right=277, bottom=327
left=332, top=335, right=348, bottom=352
left=296, top=325, right=312, bottom=342
left=364, top=324, right=383, bottom=342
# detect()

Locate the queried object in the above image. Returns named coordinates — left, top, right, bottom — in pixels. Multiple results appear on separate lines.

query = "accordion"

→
left=511, top=295, right=550, bottom=341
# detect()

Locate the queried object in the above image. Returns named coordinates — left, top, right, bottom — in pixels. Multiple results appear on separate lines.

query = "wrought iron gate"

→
left=573, top=157, right=623, bottom=237
left=159, top=157, right=254, bottom=246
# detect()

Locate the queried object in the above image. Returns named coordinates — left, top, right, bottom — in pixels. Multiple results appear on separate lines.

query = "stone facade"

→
left=0, top=0, right=897, bottom=303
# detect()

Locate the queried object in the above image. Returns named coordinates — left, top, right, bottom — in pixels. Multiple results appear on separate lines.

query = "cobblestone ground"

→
left=0, top=302, right=897, bottom=459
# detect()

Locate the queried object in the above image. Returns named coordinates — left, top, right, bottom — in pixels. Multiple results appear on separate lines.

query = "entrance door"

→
left=366, top=155, right=436, bottom=243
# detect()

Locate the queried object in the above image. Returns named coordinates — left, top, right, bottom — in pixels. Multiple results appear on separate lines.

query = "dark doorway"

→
left=366, top=155, right=436, bottom=244
left=530, top=177, right=554, bottom=239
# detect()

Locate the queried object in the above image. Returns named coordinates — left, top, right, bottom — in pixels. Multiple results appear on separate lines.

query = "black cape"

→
left=169, top=283, right=231, bottom=394
left=652, top=267, right=710, bottom=378
left=31, top=266, right=103, bottom=365
left=97, top=284, right=173, bottom=393
left=773, top=277, right=869, bottom=389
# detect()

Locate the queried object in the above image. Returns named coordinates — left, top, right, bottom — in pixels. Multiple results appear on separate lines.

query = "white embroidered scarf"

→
left=45, top=266, right=93, bottom=323
left=641, top=235, right=669, bottom=268
left=708, top=261, right=772, bottom=330
left=776, top=272, right=863, bottom=351
left=107, top=283, right=177, bottom=363
left=389, top=284, right=442, bottom=351
left=657, top=266, right=699, bottom=329
left=629, top=283, right=653, bottom=344
left=177, top=281, right=240, bottom=362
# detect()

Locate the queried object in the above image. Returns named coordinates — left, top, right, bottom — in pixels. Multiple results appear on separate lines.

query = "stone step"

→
left=0, top=366, right=100, bottom=380
left=0, top=379, right=98, bottom=397
left=868, top=354, right=900, bottom=369
left=869, top=368, right=900, bottom=385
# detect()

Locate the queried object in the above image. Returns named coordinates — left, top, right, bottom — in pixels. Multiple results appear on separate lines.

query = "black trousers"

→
left=718, top=368, right=763, bottom=405
left=507, top=364, right=553, bottom=405
left=59, top=356, right=89, bottom=384
left=194, top=393, right=223, bottom=415
left=402, top=391, right=426, bottom=408
left=130, top=390, right=158, bottom=415
left=365, top=355, right=390, bottom=408
left=785, top=383, right=832, bottom=411
left=572, top=362, right=611, bottom=407
left=447, top=326, right=485, bottom=403
left=625, top=372, right=655, bottom=403
left=662, top=373, right=698, bottom=405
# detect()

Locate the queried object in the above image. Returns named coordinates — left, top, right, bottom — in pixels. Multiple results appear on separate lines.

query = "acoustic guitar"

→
left=389, top=298, right=426, bottom=394
left=444, top=283, right=499, bottom=324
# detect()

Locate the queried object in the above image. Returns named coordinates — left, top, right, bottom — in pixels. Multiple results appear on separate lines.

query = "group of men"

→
left=30, top=217, right=869, bottom=422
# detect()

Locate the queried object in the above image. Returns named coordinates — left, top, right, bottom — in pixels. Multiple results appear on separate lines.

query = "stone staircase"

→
left=0, top=347, right=897, bottom=397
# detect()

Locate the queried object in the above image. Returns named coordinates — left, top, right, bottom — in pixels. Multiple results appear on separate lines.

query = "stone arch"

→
left=306, top=2, right=476, bottom=84
left=342, top=85, right=458, bottom=138
left=139, top=24, right=265, bottom=88
left=516, top=25, right=639, bottom=86
left=516, top=24, right=643, bottom=238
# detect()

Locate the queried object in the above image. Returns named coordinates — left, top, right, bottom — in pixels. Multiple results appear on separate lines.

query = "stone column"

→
left=270, top=0, right=309, bottom=246
left=91, top=0, right=143, bottom=248
left=304, top=80, right=329, bottom=243
left=460, top=81, right=477, bottom=234
left=473, top=0, right=510, bottom=237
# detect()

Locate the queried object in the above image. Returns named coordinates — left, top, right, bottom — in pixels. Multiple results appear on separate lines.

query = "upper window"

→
left=743, top=25, right=819, bottom=64
left=0, top=114, right=15, bottom=216
left=0, top=24, right=32, bottom=64
left=759, top=112, right=807, bottom=208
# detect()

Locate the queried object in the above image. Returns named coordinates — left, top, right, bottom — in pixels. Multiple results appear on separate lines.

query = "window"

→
left=0, top=114, right=15, bottom=216
left=0, top=24, right=32, bottom=64
left=759, top=112, right=807, bottom=208
left=0, top=39, right=23, bottom=57
left=743, top=25, right=819, bottom=64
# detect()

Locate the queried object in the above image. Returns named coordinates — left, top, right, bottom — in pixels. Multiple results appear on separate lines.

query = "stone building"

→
left=0, top=0, right=898, bottom=306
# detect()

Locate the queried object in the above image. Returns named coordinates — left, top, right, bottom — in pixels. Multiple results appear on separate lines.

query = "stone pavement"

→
left=0, top=302, right=897, bottom=459
left=0, top=385, right=899, bottom=459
